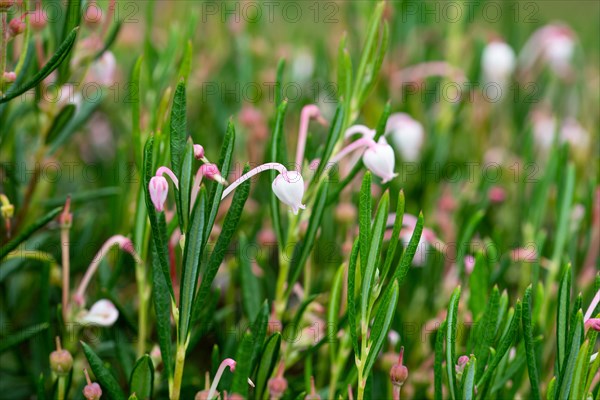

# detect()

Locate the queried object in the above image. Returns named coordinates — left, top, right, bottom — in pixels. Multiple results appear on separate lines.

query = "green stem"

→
left=0, top=11, right=7, bottom=93
left=57, top=376, right=66, bottom=400
left=171, top=343, right=186, bottom=400
left=274, top=215, right=299, bottom=319
left=136, top=277, right=149, bottom=357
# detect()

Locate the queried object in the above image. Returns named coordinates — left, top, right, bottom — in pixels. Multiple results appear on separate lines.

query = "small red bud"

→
left=390, top=347, right=409, bottom=387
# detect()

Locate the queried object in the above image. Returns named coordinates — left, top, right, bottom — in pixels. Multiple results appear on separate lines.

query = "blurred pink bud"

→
left=30, top=8, right=47, bottom=30
left=455, top=355, right=469, bottom=374
left=200, top=163, right=227, bottom=185
left=149, top=176, right=169, bottom=212
left=83, top=369, right=102, bottom=400
left=585, top=318, right=600, bottom=331
left=464, top=255, right=475, bottom=274
left=488, top=186, right=506, bottom=203
left=193, top=144, right=205, bottom=160
left=2, top=71, right=16, bottom=83
left=83, top=2, right=103, bottom=26
left=8, top=18, right=25, bottom=36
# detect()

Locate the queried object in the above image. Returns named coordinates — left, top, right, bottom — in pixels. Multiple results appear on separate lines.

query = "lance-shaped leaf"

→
left=230, top=331, right=255, bottom=397
left=475, top=286, right=500, bottom=379
left=522, top=286, right=541, bottom=400
left=286, top=180, right=330, bottom=295
left=477, top=300, right=522, bottom=391
left=558, top=310, right=583, bottom=399
left=358, top=172, right=372, bottom=278
left=468, top=253, right=489, bottom=319
left=0, top=207, right=62, bottom=260
left=557, top=265, right=572, bottom=372
left=381, top=190, right=404, bottom=280
left=143, top=137, right=174, bottom=298
left=254, top=333, right=281, bottom=399
left=394, top=211, right=424, bottom=284
left=169, top=81, right=187, bottom=179
left=0, top=28, right=78, bottom=104
left=129, top=355, right=154, bottom=400
left=347, top=238, right=360, bottom=358
left=0, top=323, right=49, bottom=354
left=363, top=280, right=398, bottom=376
left=178, top=188, right=206, bottom=342
left=328, top=264, right=345, bottom=361
left=178, top=140, right=194, bottom=230
left=45, top=104, right=76, bottom=145
left=434, top=321, right=446, bottom=400
left=58, top=0, right=81, bottom=82
left=240, top=235, right=262, bottom=321
left=446, top=287, right=461, bottom=400
left=269, top=100, right=288, bottom=245
left=151, top=243, right=173, bottom=380
left=194, top=165, right=250, bottom=319
left=569, top=339, right=590, bottom=400
left=314, top=104, right=344, bottom=180
left=81, top=342, right=126, bottom=400
left=462, top=356, right=477, bottom=400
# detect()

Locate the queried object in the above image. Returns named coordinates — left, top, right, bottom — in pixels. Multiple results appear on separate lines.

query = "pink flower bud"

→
left=2, top=71, right=16, bottom=83
left=271, top=170, right=306, bottom=214
left=585, top=318, right=600, bottom=332
left=455, top=355, right=470, bottom=375
left=390, top=347, right=409, bottom=387
left=83, top=2, right=103, bottom=26
left=488, top=186, right=506, bottom=203
left=83, top=369, right=102, bottom=400
left=8, top=18, right=25, bottom=36
left=362, top=137, right=398, bottom=183
left=50, top=337, right=73, bottom=376
left=30, top=9, right=47, bottom=30
left=199, top=163, right=227, bottom=185
left=464, top=255, right=475, bottom=274
left=193, top=144, right=205, bottom=160
left=149, top=176, right=169, bottom=212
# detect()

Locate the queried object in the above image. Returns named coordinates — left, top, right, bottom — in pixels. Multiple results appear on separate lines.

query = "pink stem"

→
left=207, top=358, right=236, bottom=399
left=329, top=137, right=377, bottom=164
left=295, top=105, right=328, bottom=171
left=156, top=166, right=179, bottom=189
left=74, top=235, right=141, bottom=305
left=584, top=290, right=600, bottom=321
left=344, top=124, right=375, bottom=140
left=221, top=163, right=287, bottom=199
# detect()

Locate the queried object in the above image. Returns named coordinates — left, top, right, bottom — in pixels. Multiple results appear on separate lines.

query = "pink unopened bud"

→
left=83, top=2, right=103, bottom=26
left=83, top=369, right=103, bottom=400
left=199, top=163, right=227, bottom=185
left=30, top=8, right=47, bottom=30
left=50, top=337, right=73, bottom=376
left=488, top=186, right=506, bottom=203
left=455, top=355, right=470, bottom=375
left=2, top=72, right=16, bottom=83
left=193, top=144, right=205, bottom=160
left=268, top=362, right=288, bottom=399
left=390, top=347, right=409, bottom=387
left=8, top=18, right=25, bottom=36
left=149, top=176, right=169, bottom=212
left=585, top=318, right=600, bottom=332
left=464, top=255, right=475, bottom=274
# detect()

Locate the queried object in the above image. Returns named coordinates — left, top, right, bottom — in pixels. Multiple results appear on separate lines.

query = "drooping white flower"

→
left=271, top=170, right=306, bottom=214
left=482, top=41, right=516, bottom=85
left=78, top=299, right=119, bottom=326
left=362, top=137, right=398, bottom=183
left=385, top=113, right=425, bottom=162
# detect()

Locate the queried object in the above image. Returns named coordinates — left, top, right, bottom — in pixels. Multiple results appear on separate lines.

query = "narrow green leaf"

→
left=240, top=235, right=262, bottom=321
left=255, top=333, right=281, bottom=400
left=58, top=0, right=81, bottom=82
left=585, top=331, right=600, bottom=395
left=359, top=21, right=388, bottom=105
left=347, top=238, right=360, bottom=358
left=93, top=20, right=123, bottom=60
left=381, top=190, right=404, bottom=281
left=81, top=342, right=126, bottom=400
left=179, top=188, right=206, bottom=342
left=314, top=104, right=344, bottom=180
left=558, top=310, right=583, bottom=399
left=462, top=356, right=477, bottom=400
left=194, top=164, right=250, bottom=319
left=468, top=253, right=488, bottom=319
left=434, top=321, right=446, bottom=400
left=0, top=207, right=62, bottom=261
left=250, top=302, right=270, bottom=373
left=178, top=40, right=193, bottom=83
left=328, top=264, right=345, bottom=361
left=230, top=332, right=255, bottom=396
left=178, top=141, right=194, bottom=231
left=286, top=180, right=330, bottom=295
left=477, top=300, right=522, bottom=390
left=364, top=280, right=398, bottom=376
left=143, top=137, right=174, bottom=298
left=0, top=323, right=49, bottom=354
left=446, top=287, right=461, bottom=400
left=522, top=286, right=541, bottom=400
left=129, top=355, right=154, bottom=400
left=359, top=172, right=372, bottom=278
left=475, top=286, right=500, bottom=378
left=1, top=28, right=78, bottom=104
left=37, top=373, right=46, bottom=400
left=275, top=59, right=285, bottom=106
left=547, top=377, right=557, bottom=400
left=394, top=212, right=424, bottom=284
left=570, top=340, right=590, bottom=400
left=269, top=101, right=288, bottom=245
left=150, top=243, right=173, bottom=379
left=360, top=191, right=389, bottom=318
left=205, top=121, right=236, bottom=248
left=45, top=104, right=76, bottom=145
left=557, top=265, right=572, bottom=372
left=170, top=81, right=187, bottom=179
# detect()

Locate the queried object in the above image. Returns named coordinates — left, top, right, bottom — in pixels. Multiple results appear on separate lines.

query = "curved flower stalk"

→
left=206, top=358, right=236, bottom=400
left=584, top=290, right=600, bottom=322
left=73, top=235, right=141, bottom=306
left=221, top=162, right=306, bottom=214
left=330, top=125, right=398, bottom=183
left=149, top=166, right=179, bottom=212
left=294, top=104, right=328, bottom=171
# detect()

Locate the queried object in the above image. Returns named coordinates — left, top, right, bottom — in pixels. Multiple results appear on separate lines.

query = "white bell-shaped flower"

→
left=482, top=41, right=516, bottom=85
left=271, top=170, right=306, bottom=214
left=385, top=113, right=425, bottom=162
left=362, top=137, right=397, bottom=183
left=149, top=176, right=169, bottom=212
left=78, top=299, right=119, bottom=327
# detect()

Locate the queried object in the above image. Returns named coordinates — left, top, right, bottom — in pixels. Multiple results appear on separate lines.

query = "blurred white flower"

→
left=292, top=49, right=314, bottom=82
left=482, top=41, right=516, bottom=86
left=87, top=51, right=117, bottom=86
left=78, top=299, right=119, bottom=326
left=519, top=24, right=575, bottom=77
left=385, top=113, right=425, bottom=162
